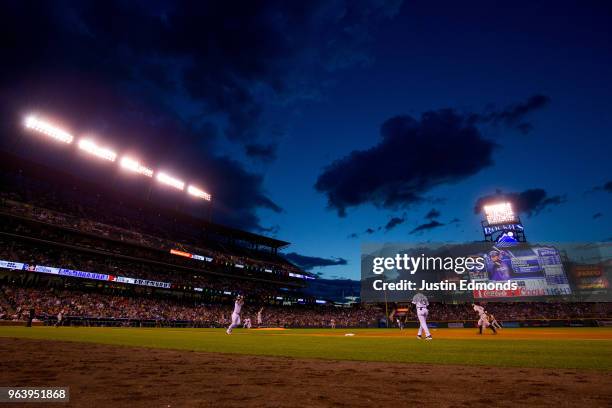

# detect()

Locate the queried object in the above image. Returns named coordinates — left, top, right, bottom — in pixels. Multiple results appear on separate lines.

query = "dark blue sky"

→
left=1, top=1, right=611, bottom=279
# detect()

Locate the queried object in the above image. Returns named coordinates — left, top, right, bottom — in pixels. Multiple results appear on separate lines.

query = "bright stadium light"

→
left=483, top=202, right=517, bottom=225
left=120, top=156, right=154, bottom=177
left=78, top=139, right=117, bottom=162
left=24, top=115, right=74, bottom=144
left=157, top=172, right=185, bottom=190
left=187, top=185, right=212, bottom=201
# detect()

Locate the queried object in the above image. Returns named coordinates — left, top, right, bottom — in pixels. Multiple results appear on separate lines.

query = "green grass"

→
left=1, top=327, right=611, bottom=370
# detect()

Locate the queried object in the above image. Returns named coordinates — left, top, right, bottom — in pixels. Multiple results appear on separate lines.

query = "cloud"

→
left=245, top=143, right=278, bottom=161
left=409, top=220, right=444, bottom=234
left=591, top=181, right=612, bottom=194
left=384, top=216, right=406, bottom=231
left=0, top=0, right=401, bottom=230
left=425, top=209, right=440, bottom=219
left=315, top=109, right=498, bottom=216
left=474, top=188, right=566, bottom=217
left=475, top=94, right=551, bottom=134
left=283, top=252, right=348, bottom=271
left=593, top=212, right=603, bottom=219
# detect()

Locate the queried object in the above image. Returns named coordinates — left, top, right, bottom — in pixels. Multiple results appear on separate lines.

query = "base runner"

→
left=488, top=312, right=502, bottom=330
left=473, top=303, right=497, bottom=335
left=226, top=295, right=244, bottom=335
left=412, top=293, right=432, bottom=340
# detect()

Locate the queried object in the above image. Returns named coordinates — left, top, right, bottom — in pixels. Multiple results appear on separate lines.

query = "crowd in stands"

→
left=0, top=217, right=305, bottom=287
left=0, top=187, right=301, bottom=277
left=1, top=283, right=610, bottom=329
left=399, top=301, right=612, bottom=322
left=0, top=238, right=302, bottom=301
left=0, top=285, right=382, bottom=328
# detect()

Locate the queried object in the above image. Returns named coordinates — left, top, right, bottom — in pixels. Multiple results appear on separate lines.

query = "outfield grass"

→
left=1, top=326, right=611, bottom=370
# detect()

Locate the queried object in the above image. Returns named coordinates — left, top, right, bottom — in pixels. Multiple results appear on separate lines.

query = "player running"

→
left=473, top=303, right=497, bottom=335
left=412, top=293, right=432, bottom=340
left=226, top=295, right=244, bottom=335
left=488, top=312, right=502, bottom=330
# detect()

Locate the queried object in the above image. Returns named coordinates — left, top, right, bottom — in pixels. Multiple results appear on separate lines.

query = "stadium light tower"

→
left=120, top=156, right=154, bottom=177
left=24, top=115, right=74, bottom=144
left=78, top=139, right=117, bottom=162
left=187, top=185, right=212, bottom=201
left=157, top=172, right=185, bottom=190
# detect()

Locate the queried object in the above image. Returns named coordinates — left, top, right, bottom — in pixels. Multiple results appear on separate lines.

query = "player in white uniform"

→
left=473, top=303, right=497, bottom=334
left=243, top=317, right=252, bottom=329
left=412, top=293, right=432, bottom=340
left=256, top=307, right=263, bottom=327
left=226, top=295, right=244, bottom=335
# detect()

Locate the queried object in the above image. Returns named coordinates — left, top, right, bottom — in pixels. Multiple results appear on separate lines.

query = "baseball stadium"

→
left=1, top=1, right=612, bottom=407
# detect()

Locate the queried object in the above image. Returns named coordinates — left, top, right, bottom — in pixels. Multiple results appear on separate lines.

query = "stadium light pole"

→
left=78, top=139, right=117, bottom=162
left=23, top=115, right=74, bottom=144
left=156, top=172, right=185, bottom=190
left=120, top=156, right=154, bottom=177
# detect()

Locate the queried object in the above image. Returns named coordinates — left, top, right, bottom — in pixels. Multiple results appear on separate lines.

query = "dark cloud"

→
left=245, top=143, right=278, bottom=161
left=384, top=216, right=405, bottom=231
left=315, top=109, right=498, bottom=216
left=475, top=94, right=551, bottom=134
left=410, top=220, right=444, bottom=234
left=1, top=0, right=401, bottom=230
left=283, top=252, right=348, bottom=271
left=593, top=212, right=603, bottom=219
left=425, top=209, right=440, bottom=219
left=474, top=188, right=566, bottom=217
left=347, top=233, right=359, bottom=239
left=591, top=181, right=612, bottom=193
left=365, top=228, right=376, bottom=234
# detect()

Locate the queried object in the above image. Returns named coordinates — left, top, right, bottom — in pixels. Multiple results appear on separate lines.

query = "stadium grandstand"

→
left=0, top=151, right=610, bottom=329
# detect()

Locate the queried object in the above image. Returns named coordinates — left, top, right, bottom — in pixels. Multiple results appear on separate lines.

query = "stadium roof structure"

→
left=0, top=151, right=290, bottom=251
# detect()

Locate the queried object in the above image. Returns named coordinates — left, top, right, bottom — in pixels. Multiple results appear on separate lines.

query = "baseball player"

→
left=412, top=293, right=432, bottom=340
left=226, top=295, right=244, bottom=335
left=243, top=317, right=252, bottom=329
left=473, top=303, right=497, bottom=334
left=256, top=307, right=263, bottom=327
left=488, top=312, right=502, bottom=330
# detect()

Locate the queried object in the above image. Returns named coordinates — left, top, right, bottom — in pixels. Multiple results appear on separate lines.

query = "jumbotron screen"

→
left=468, top=245, right=571, bottom=299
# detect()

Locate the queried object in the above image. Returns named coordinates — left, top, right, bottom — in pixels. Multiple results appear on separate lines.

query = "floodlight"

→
left=187, top=185, right=212, bottom=201
left=24, top=115, right=73, bottom=144
left=120, top=156, right=153, bottom=177
left=78, top=139, right=117, bottom=162
left=483, top=202, right=517, bottom=225
left=157, top=172, right=185, bottom=190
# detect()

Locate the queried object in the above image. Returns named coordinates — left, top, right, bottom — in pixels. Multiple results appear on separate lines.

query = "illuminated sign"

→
left=483, top=223, right=524, bottom=235
left=483, top=202, right=518, bottom=225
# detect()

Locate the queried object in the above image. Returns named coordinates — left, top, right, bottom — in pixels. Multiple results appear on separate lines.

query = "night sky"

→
left=1, top=1, right=611, bottom=279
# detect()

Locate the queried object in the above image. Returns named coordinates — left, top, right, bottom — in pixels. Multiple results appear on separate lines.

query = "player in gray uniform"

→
left=412, top=293, right=432, bottom=340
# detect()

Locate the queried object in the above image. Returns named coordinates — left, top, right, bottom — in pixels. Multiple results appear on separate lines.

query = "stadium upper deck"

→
left=0, top=151, right=311, bottom=281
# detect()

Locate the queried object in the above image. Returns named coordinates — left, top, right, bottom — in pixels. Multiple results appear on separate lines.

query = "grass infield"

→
left=1, top=326, right=611, bottom=371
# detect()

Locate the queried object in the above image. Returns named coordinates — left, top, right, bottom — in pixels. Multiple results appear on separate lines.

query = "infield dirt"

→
left=1, top=337, right=610, bottom=408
